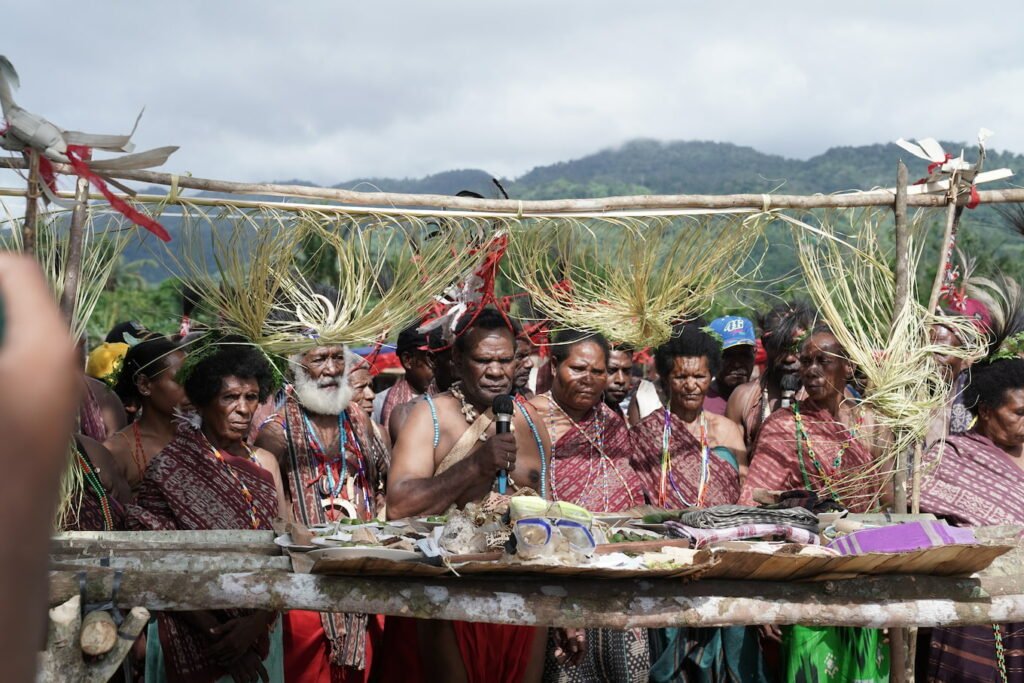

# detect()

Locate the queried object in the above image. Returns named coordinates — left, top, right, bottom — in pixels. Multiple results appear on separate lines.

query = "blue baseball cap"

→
left=709, top=316, right=756, bottom=349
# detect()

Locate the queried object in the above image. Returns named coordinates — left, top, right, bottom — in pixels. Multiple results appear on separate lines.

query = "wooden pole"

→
left=890, top=160, right=911, bottom=683
left=1, top=157, right=1023, bottom=214
left=22, top=151, right=40, bottom=255
left=59, top=176, right=89, bottom=320
left=926, top=172, right=966, bottom=313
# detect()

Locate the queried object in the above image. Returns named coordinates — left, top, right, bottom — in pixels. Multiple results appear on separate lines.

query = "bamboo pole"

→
left=59, top=176, right=89, bottom=320
left=2, top=157, right=1023, bottom=214
left=22, top=151, right=40, bottom=254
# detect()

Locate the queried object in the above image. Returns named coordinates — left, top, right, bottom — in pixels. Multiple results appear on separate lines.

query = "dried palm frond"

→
left=794, top=208, right=986, bottom=510
left=504, top=213, right=766, bottom=348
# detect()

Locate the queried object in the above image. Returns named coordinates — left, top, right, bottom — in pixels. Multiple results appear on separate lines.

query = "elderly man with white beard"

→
left=255, top=342, right=387, bottom=683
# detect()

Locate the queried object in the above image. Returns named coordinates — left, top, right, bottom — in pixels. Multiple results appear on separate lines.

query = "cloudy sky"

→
left=2, top=1, right=1023, bottom=189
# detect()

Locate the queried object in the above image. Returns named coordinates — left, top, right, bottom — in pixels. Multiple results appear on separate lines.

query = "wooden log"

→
left=51, top=552, right=292, bottom=573
left=79, top=610, right=116, bottom=656
left=46, top=566, right=1024, bottom=629
left=51, top=530, right=279, bottom=556
left=38, top=596, right=151, bottom=683
left=2, top=156, right=1023, bottom=213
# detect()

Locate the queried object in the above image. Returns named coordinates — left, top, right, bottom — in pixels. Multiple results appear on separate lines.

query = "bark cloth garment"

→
left=740, top=405, right=888, bottom=683
left=543, top=403, right=650, bottom=682
left=375, top=406, right=537, bottom=683
left=919, top=431, right=1024, bottom=682
left=266, top=394, right=386, bottom=681
left=126, top=424, right=281, bottom=683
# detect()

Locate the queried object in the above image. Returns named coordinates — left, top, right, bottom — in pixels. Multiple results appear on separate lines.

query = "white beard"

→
left=291, top=358, right=353, bottom=416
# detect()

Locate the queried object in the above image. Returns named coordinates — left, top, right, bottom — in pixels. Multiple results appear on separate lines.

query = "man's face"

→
left=401, top=350, right=434, bottom=394
left=514, top=337, right=534, bottom=389
left=347, top=367, right=374, bottom=417
left=605, top=350, right=633, bottom=404
left=301, top=345, right=347, bottom=383
left=929, top=324, right=964, bottom=383
left=666, top=356, right=713, bottom=415
left=293, top=345, right=354, bottom=415
left=798, top=333, right=850, bottom=403
left=771, top=327, right=805, bottom=378
left=719, top=345, right=756, bottom=390
left=454, top=328, right=515, bottom=408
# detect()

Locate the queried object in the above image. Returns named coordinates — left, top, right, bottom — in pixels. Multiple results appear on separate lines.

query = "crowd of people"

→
left=59, top=278, right=1024, bottom=683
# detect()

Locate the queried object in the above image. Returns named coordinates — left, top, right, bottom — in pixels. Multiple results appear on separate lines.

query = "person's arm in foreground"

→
left=0, top=256, right=81, bottom=683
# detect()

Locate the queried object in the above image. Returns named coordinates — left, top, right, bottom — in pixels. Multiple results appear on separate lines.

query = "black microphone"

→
left=780, top=374, right=801, bottom=409
left=493, top=394, right=515, bottom=493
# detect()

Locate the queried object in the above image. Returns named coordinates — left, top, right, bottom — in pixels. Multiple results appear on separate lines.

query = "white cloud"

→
left=2, top=1, right=1023, bottom=186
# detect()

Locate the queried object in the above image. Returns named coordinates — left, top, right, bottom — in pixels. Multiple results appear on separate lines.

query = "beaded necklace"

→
left=203, top=436, right=263, bottom=530
left=793, top=400, right=860, bottom=501
left=514, top=395, right=547, bottom=498
left=76, top=447, right=114, bottom=531
left=659, top=408, right=711, bottom=508
left=543, top=392, right=635, bottom=509
left=130, top=422, right=147, bottom=478
left=302, top=411, right=373, bottom=518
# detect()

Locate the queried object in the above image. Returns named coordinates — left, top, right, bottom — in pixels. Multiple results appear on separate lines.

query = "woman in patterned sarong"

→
left=919, top=354, right=1024, bottom=682
left=741, top=327, right=889, bottom=683
left=632, top=324, right=768, bottom=683
left=128, top=340, right=284, bottom=683
left=530, top=329, right=649, bottom=683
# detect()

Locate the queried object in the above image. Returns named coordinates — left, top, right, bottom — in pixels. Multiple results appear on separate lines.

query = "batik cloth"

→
left=268, top=394, right=385, bottom=673
left=649, top=626, right=772, bottom=683
left=631, top=410, right=741, bottom=508
left=543, top=627, right=650, bottom=683
left=549, top=403, right=645, bottom=513
left=740, top=406, right=878, bottom=514
left=919, top=430, right=1024, bottom=682
left=783, top=626, right=889, bottom=682
left=127, top=424, right=279, bottom=683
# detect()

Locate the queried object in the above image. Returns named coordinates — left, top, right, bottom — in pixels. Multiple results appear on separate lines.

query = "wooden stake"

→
left=59, top=176, right=89, bottom=321
left=78, top=610, right=116, bottom=656
left=22, top=151, right=40, bottom=255
left=890, top=160, right=911, bottom=683
left=926, top=172, right=965, bottom=313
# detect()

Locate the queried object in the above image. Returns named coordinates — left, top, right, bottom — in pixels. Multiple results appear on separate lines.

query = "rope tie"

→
left=168, top=174, right=180, bottom=204
left=761, top=193, right=772, bottom=213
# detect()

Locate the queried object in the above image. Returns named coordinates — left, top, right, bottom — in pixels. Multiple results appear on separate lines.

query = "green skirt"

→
left=783, top=625, right=889, bottom=683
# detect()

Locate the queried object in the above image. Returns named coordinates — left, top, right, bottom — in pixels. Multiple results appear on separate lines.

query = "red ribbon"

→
left=927, top=153, right=953, bottom=175
left=967, top=184, right=980, bottom=210
left=65, top=145, right=171, bottom=242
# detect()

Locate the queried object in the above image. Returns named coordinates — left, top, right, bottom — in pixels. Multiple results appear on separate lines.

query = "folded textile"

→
left=827, top=520, right=977, bottom=556
left=664, top=521, right=820, bottom=548
left=676, top=505, right=819, bottom=533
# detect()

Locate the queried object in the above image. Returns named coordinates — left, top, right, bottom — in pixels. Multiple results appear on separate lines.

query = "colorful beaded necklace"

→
left=302, top=411, right=372, bottom=518
left=659, top=408, right=711, bottom=508
left=793, top=400, right=860, bottom=501
left=76, top=447, right=114, bottom=531
left=203, top=434, right=263, bottom=530
left=543, top=392, right=635, bottom=509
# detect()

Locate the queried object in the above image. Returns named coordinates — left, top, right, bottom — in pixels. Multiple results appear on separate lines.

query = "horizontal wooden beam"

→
left=48, top=566, right=1024, bottom=629
left=3, top=157, right=1021, bottom=213
left=51, top=530, right=279, bottom=557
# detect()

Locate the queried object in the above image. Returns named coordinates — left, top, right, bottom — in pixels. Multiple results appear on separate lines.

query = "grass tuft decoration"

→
left=504, top=213, right=766, bottom=348
left=792, top=208, right=986, bottom=511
